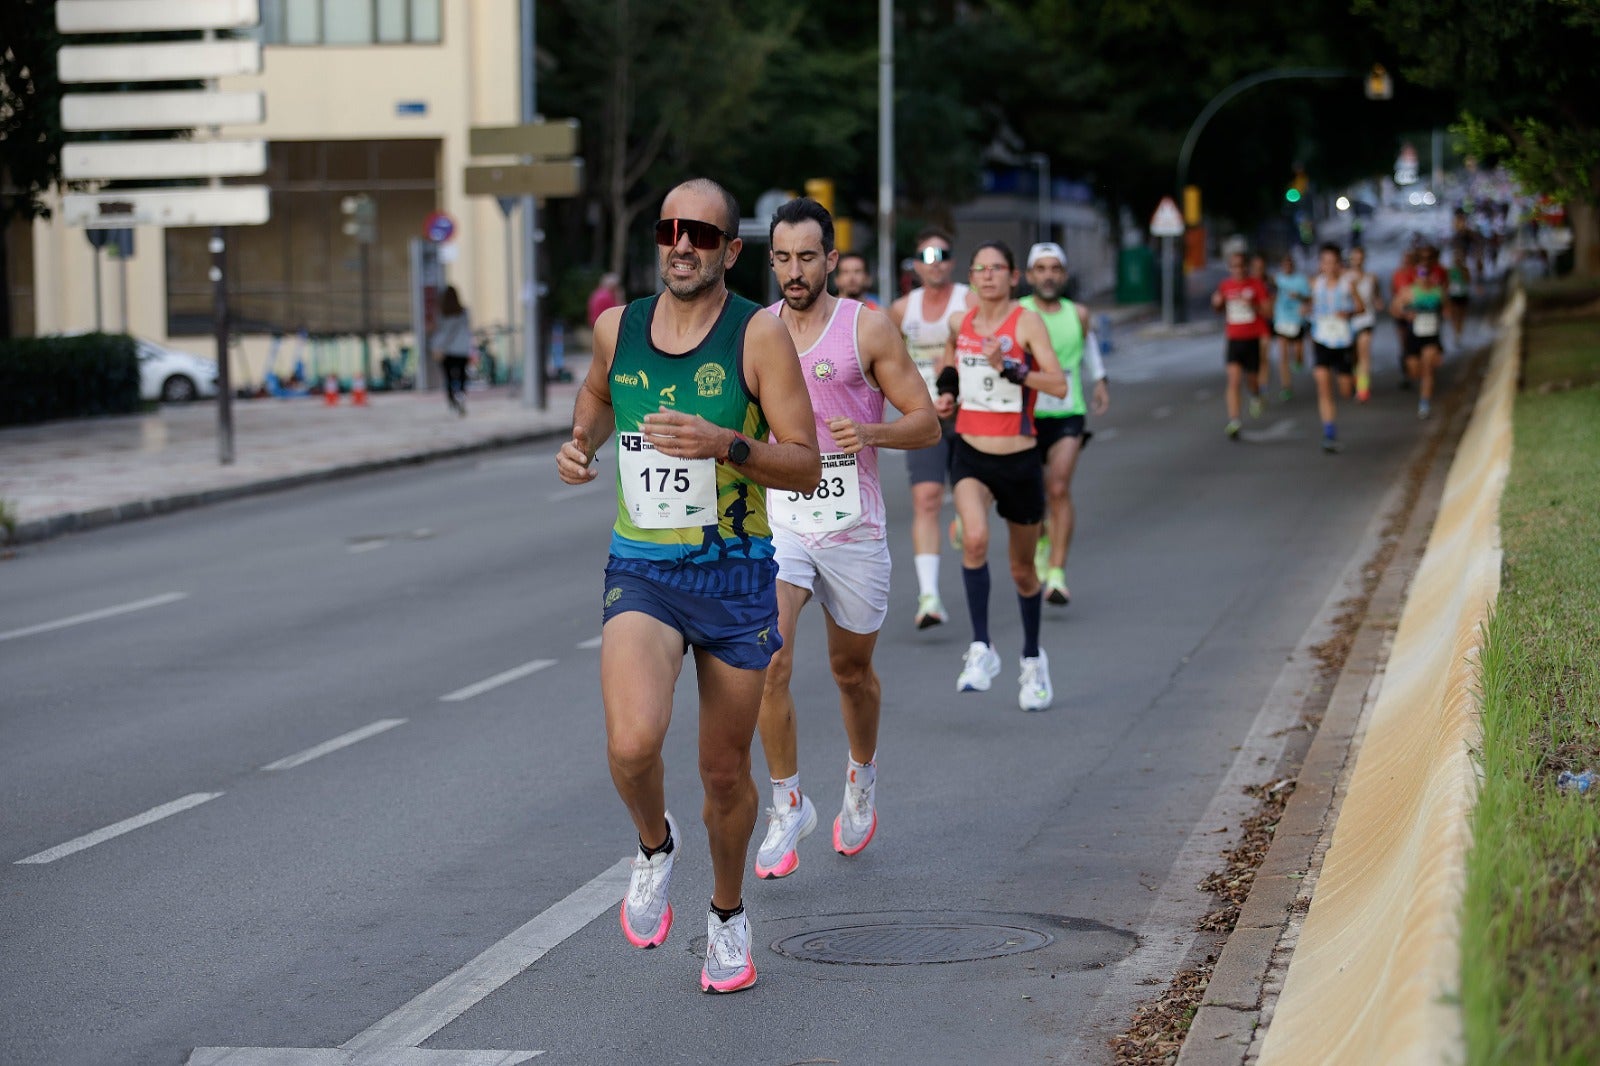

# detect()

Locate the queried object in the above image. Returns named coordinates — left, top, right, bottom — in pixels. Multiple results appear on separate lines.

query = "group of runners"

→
left=556, top=178, right=1109, bottom=993
left=1212, top=240, right=1460, bottom=453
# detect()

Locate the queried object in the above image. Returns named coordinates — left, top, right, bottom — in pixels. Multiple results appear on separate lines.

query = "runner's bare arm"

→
left=932, top=311, right=964, bottom=418
left=887, top=294, right=908, bottom=329
left=1017, top=310, right=1068, bottom=398
left=639, top=311, right=820, bottom=493
left=556, top=305, right=620, bottom=483
left=833, top=309, right=940, bottom=453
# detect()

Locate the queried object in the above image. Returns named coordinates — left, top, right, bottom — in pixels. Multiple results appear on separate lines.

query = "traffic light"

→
left=1183, top=185, right=1202, bottom=226
left=1284, top=187, right=1302, bottom=204
left=1284, top=170, right=1309, bottom=204
left=1365, top=64, right=1393, bottom=101
left=341, top=194, right=377, bottom=244
left=804, top=178, right=835, bottom=216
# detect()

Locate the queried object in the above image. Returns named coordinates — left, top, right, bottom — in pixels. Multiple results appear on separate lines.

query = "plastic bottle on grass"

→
left=1555, top=770, right=1595, bottom=794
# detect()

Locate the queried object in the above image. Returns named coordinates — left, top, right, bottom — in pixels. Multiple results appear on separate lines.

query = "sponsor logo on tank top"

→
left=812, top=358, right=838, bottom=382
left=658, top=384, right=677, bottom=406
left=613, top=370, right=649, bottom=389
left=695, top=362, right=726, bottom=398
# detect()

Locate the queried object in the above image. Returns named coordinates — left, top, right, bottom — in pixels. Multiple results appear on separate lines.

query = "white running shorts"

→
left=772, top=533, right=892, bottom=635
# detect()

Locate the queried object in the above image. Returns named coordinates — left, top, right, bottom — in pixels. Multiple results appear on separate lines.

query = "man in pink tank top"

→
left=752, top=197, right=940, bottom=880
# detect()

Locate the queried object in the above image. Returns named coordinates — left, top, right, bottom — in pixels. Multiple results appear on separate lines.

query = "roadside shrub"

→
left=0, top=333, right=141, bottom=425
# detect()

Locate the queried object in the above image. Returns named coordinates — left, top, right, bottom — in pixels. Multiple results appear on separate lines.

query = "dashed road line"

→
left=15, top=792, right=223, bottom=865
left=577, top=635, right=603, bottom=650
left=0, top=591, right=188, bottom=643
left=439, top=659, right=558, bottom=703
left=260, top=719, right=407, bottom=772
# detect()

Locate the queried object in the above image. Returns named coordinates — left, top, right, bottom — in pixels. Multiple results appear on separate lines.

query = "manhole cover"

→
left=772, top=920, right=1053, bottom=966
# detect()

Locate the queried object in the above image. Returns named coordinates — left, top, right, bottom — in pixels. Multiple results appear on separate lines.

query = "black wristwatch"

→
left=726, top=433, right=751, bottom=465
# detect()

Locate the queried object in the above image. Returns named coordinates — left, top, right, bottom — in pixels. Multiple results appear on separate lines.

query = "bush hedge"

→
left=0, top=333, right=142, bottom=425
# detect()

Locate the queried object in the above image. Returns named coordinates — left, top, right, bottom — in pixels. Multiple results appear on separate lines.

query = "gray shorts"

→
left=905, top=419, right=957, bottom=486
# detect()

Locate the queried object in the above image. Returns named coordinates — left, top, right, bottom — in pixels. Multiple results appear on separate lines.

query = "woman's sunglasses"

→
left=655, top=217, right=735, bottom=251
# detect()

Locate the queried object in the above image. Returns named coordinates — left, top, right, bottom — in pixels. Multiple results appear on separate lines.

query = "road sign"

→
left=495, top=196, right=518, bottom=218
left=58, top=40, right=262, bottom=83
left=63, top=186, right=270, bottom=228
left=464, top=160, right=584, bottom=199
left=57, top=0, right=260, bottom=33
left=62, top=90, right=264, bottom=132
left=63, top=140, right=266, bottom=181
left=469, top=120, right=581, bottom=159
left=423, top=211, right=456, bottom=243
left=1150, top=196, right=1185, bottom=237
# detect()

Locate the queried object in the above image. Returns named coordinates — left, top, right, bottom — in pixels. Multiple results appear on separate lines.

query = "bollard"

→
left=351, top=374, right=368, bottom=407
left=323, top=374, right=339, bottom=406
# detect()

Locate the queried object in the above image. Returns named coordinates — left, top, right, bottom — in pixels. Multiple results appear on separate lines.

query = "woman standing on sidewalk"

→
left=430, top=286, right=473, bottom=415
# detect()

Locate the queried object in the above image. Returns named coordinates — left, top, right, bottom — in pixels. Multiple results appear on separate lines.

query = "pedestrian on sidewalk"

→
left=430, top=286, right=473, bottom=415
left=587, top=273, right=624, bottom=328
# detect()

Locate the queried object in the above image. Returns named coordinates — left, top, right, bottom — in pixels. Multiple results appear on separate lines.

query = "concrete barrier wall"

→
left=1258, top=290, right=1523, bottom=1065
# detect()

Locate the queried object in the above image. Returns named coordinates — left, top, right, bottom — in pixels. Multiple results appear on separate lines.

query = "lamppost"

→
left=877, top=0, right=895, bottom=306
left=1029, top=152, right=1050, bottom=243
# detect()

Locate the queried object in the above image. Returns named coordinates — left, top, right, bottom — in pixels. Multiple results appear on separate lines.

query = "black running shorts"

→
left=950, top=436, right=1045, bottom=526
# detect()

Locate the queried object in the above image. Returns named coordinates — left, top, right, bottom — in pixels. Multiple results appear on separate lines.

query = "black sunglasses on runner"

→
left=918, top=245, right=952, bottom=264
left=654, top=217, right=734, bottom=250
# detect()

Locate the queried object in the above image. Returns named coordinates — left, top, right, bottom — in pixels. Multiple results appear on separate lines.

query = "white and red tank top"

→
left=765, top=297, right=886, bottom=547
left=954, top=305, right=1037, bottom=438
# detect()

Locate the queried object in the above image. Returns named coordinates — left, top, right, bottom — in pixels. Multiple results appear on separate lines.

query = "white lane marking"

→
left=347, top=540, right=388, bottom=554
left=340, top=858, right=631, bottom=1053
left=577, top=635, right=603, bottom=650
left=16, top=792, right=222, bottom=865
left=1247, top=417, right=1299, bottom=442
left=0, top=591, right=188, bottom=643
left=1096, top=427, right=1121, bottom=443
left=260, top=719, right=407, bottom=772
left=546, top=483, right=600, bottom=502
left=439, top=659, right=557, bottom=703
left=1152, top=405, right=1174, bottom=419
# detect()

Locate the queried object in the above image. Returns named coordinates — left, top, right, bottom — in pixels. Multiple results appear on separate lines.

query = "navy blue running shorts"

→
left=601, top=559, right=781, bottom=671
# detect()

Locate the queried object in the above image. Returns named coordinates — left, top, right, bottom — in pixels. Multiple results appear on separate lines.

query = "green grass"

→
left=1461, top=302, right=1600, bottom=1066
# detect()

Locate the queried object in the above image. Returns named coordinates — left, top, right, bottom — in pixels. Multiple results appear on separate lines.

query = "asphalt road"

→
left=1, top=267, right=1491, bottom=1065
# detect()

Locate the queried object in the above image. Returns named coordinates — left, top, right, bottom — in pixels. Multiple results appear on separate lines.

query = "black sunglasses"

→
left=655, top=217, right=735, bottom=250
left=918, top=246, right=952, bottom=264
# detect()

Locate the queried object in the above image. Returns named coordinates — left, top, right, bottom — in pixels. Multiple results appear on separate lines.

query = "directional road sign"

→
left=63, top=141, right=267, bottom=182
left=63, top=186, right=271, bottom=229
left=62, top=90, right=265, bottom=132
left=468, top=120, right=580, bottom=159
left=464, top=161, right=584, bottom=199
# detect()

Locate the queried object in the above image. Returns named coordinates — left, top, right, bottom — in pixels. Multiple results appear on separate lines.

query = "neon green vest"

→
left=1019, top=295, right=1085, bottom=418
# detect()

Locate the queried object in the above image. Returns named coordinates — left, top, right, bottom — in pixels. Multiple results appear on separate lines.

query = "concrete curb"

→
left=6, top=425, right=568, bottom=547
left=1174, top=329, right=1495, bottom=1066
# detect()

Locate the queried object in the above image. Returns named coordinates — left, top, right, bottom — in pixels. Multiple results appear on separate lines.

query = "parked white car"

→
left=135, top=338, right=219, bottom=403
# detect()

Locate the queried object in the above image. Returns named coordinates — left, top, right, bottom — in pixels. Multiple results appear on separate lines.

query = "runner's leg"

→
left=822, top=614, right=882, bottom=766
left=695, top=649, right=766, bottom=912
left=602, top=612, right=687, bottom=849
left=1044, top=435, right=1083, bottom=574
left=755, top=580, right=812, bottom=782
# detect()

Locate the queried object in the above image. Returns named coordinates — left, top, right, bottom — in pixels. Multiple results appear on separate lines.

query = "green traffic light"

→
left=1285, top=188, right=1302, bottom=203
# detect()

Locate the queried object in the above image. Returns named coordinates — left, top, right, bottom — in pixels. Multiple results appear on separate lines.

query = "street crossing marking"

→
left=260, top=719, right=407, bottom=772
left=0, top=591, right=188, bottom=643
left=187, top=858, right=632, bottom=1065
left=15, top=792, right=222, bottom=865
left=439, top=659, right=557, bottom=703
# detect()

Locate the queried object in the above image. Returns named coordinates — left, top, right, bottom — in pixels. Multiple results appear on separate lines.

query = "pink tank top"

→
left=766, top=298, right=886, bottom=547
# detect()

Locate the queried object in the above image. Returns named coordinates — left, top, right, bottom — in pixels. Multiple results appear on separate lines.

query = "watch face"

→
left=729, top=437, right=751, bottom=464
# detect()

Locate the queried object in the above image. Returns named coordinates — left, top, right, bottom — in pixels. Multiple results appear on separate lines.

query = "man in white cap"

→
left=1018, top=242, right=1109, bottom=606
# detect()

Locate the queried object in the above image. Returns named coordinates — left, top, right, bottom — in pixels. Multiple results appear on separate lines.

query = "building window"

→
left=6, top=216, right=36, bottom=338
left=257, top=0, right=441, bottom=45
left=164, top=139, right=441, bottom=337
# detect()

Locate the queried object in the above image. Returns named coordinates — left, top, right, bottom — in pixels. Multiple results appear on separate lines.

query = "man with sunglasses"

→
left=752, top=197, right=940, bottom=882
left=889, top=229, right=976, bottom=631
left=934, top=242, right=1067, bottom=711
left=556, top=177, right=821, bottom=995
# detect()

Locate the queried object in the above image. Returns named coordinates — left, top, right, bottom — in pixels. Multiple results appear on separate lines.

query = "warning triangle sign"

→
left=1150, top=196, right=1185, bottom=237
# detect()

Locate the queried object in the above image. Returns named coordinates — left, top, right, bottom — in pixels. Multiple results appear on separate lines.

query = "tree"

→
left=0, top=0, right=63, bottom=340
left=1355, top=0, right=1600, bottom=275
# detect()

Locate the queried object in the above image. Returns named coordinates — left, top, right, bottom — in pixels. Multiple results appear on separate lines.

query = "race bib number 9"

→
left=770, top=452, right=862, bottom=533
left=957, top=351, right=1023, bottom=413
left=617, top=432, right=718, bottom=529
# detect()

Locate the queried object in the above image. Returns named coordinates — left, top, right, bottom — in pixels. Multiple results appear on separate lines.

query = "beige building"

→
left=12, top=0, right=525, bottom=382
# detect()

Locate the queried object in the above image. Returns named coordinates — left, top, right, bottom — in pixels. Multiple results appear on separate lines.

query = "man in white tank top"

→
left=753, top=198, right=940, bottom=880
left=889, top=228, right=976, bottom=631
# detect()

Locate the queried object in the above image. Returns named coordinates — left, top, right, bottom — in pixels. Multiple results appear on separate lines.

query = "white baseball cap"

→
left=1026, top=242, right=1068, bottom=269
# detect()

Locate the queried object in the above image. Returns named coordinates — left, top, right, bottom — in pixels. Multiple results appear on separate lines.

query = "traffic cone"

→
left=351, top=374, right=368, bottom=406
left=323, top=374, right=339, bottom=406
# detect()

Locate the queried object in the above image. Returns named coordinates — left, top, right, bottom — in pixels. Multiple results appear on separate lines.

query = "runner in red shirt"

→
left=1212, top=251, right=1271, bottom=440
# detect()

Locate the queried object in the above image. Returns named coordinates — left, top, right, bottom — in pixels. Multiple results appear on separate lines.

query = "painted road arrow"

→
left=187, top=859, right=632, bottom=1065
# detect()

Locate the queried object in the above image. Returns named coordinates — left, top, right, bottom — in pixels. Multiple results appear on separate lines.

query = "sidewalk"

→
left=0, top=358, right=591, bottom=546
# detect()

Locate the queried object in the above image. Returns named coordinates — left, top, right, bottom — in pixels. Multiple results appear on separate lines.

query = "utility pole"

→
left=520, top=0, right=544, bottom=409
left=1029, top=152, right=1050, bottom=243
left=877, top=0, right=894, bottom=307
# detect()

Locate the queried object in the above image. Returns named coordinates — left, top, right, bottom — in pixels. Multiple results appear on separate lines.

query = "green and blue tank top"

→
left=608, top=292, right=775, bottom=594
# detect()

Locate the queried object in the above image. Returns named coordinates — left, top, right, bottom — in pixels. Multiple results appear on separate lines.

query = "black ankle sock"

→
left=710, top=900, right=744, bottom=923
left=639, top=823, right=674, bottom=859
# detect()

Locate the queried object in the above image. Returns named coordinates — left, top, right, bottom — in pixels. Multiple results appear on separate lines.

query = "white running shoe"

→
left=701, top=908, right=757, bottom=994
left=833, top=764, right=877, bottom=856
left=754, top=793, right=816, bottom=879
left=914, top=593, right=946, bottom=630
left=620, top=811, right=677, bottom=949
left=1018, top=651, right=1053, bottom=712
left=956, top=642, right=1002, bottom=692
